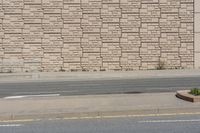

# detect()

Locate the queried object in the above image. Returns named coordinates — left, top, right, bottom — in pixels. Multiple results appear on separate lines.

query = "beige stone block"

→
left=0, top=28, right=4, bottom=39
left=3, top=15, right=23, bottom=29
left=43, top=14, right=63, bottom=29
left=102, top=62, right=121, bottom=71
left=180, top=43, right=194, bottom=56
left=101, top=4, right=121, bottom=19
left=120, top=53, right=141, bottom=69
left=141, top=0, right=159, bottom=4
left=179, top=23, right=194, bottom=42
left=24, top=57, right=42, bottom=64
left=120, top=0, right=140, bottom=13
left=140, top=43, right=160, bottom=56
left=120, top=33, right=140, bottom=52
left=42, top=0, right=63, bottom=8
left=63, top=57, right=81, bottom=63
left=62, top=43, right=82, bottom=59
left=24, top=38, right=42, bottom=44
left=102, top=56, right=120, bottom=62
left=1, top=67, right=23, bottom=73
left=62, top=5, right=82, bottom=18
left=81, top=53, right=102, bottom=70
left=4, top=29, right=22, bottom=34
left=180, top=56, right=194, bottom=62
left=24, top=19, right=42, bottom=24
left=3, top=0, right=23, bottom=8
left=102, top=0, right=119, bottom=4
left=0, top=58, right=2, bottom=67
left=23, top=45, right=43, bottom=58
left=63, top=0, right=80, bottom=4
left=179, top=3, right=194, bottom=23
left=181, top=62, right=194, bottom=69
left=2, top=58, right=23, bottom=67
left=63, top=62, right=81, bottom=71
left=181, top=0, right=194, bottom=3
left=101, top=43, right=121, bottom=57
left=0, top=9, right=3, bottom=19
left=3, top=35, right=24, bottom=48
left=161, top=27, right=179, bottom=33
left=140, top=56, right=160, bottom=62
left=0, top=49, right=4, bottom=58
left=102, top=38, right=120, bottom=43
left=102, top=18, right=120, bottom=23
left=43, top=8, right=62, bottom=14
left=141, top=37, right=159, bottom=43
left=23, top=24, right=43, bottom=38
left=42, top=53, right=63, bottom=65
left=140, top=23, right=160, bottom=38
left=4, top=54, right=22, bottom=60
left=43, top=28, right=61, bottom=34
left=122, top=27, right=139, bottom=33
left=23, top=5, right=43, bottom=18
left=160, top=33, right=180, bottom=52
left=160, top=53, right=181, bottom=68
left=159, top=0, right=181, bottom=14
left=140, top=4, right=160, bottom=22
left=63, top=18, right=81, bottom=24
left=120, top=14, right=140, bottom=28
left=161, top=7, right=179, bottom=13
left=82, top=48, right=101, bottom=53
left=160, top=13, right=180, bottom=28
left=24, top=0, right=42, bottom=5
left=82, top=27, right=101, bottom=33
left=101, top=23, right=121, bottom=38
left=62, top=24, right=82, bottom=37
left=140, top=62, right=159, bottom=70
left=81, top=0, right=102, bottom=8
left=159, top=0, right=180, bottom=7
left=43, top=48, right=62, bottom=53
left=81, top=14, right=101, bottom=27
left=63, top=37, right=81, bottom=43
left=4, top=8, right=22, bottom=14
left=81, top=34, right=102, bottom=48
left=42, top=35, right=63, bottom=48
left=82, top=8, right=101, bottom=14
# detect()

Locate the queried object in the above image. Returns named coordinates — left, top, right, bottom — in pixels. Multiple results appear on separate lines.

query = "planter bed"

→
left=176, top=90, right=200, bottom=102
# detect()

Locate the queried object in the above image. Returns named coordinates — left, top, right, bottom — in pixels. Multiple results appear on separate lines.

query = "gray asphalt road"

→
left=1, top=115, right=200, bottom=133
left=0, top=76, right=200, bottom=98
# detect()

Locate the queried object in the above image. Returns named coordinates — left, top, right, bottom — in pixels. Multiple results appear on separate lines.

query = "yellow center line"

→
left=1, top=112, right=200, bottom=123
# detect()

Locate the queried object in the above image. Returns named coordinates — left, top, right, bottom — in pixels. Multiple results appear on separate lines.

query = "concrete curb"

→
left=0, top=69, right=200, bottom=83
left=1, top=107, right=200, bottom=121
left=176, top=90, right=200, bottom=102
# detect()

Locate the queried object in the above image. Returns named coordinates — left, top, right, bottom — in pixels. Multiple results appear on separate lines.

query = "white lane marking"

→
left=0, top=124, right=22, bottom=127
left=139, top=119, right=200, bottom=123
left=3, top=94, right=60, bottom=99
left=14, top=90, right=79, bottom=95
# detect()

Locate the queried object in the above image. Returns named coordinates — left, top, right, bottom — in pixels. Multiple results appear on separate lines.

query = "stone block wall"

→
left=0, top=0, right=194, bottom=72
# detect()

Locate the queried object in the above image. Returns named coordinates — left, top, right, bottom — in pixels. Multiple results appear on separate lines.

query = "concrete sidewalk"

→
left=0, top=92, right=200, bottom=121
left=0, top=69, right=200, bottom=83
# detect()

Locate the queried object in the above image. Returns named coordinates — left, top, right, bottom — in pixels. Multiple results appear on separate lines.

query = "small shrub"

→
left=59, top=68, right=65, bottom=72
left=190, top=88, right=200, bottom=96
left=157, top=61, right=165, bottom=70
